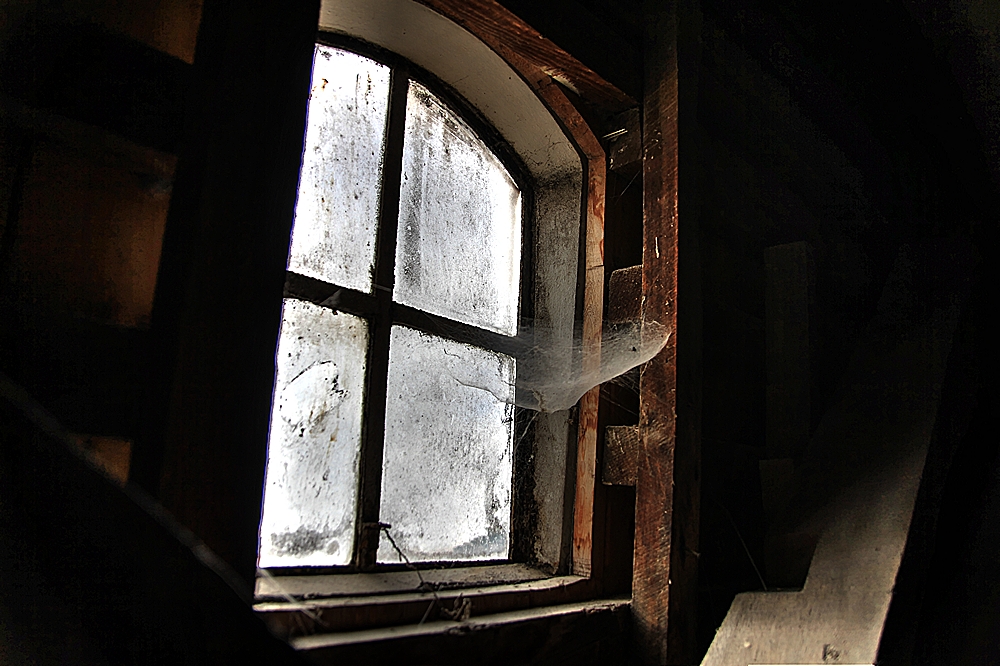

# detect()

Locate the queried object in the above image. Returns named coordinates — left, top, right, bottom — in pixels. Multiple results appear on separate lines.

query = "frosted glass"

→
left=258, top=300, right=368, bottom=568
left=378, top=326, right=515, bottom=563
left=395, top=82, right=522, bottom=336
left=287, top=45, right=390, bottom=292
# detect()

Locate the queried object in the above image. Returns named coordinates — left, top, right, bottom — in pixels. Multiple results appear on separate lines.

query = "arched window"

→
left=257, top=0, right=589, bottom=583
left=259, top=39, right=533, bottom=569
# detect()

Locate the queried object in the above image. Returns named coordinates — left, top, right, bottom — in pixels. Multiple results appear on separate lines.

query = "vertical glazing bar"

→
left=355, top=68, right=410, bottom=569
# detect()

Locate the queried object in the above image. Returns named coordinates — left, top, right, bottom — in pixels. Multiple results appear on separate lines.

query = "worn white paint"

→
left=318, top=0, right=580, bottom=181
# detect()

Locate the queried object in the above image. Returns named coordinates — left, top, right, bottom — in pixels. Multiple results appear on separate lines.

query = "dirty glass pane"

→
left=378, top=325, right=515, bottom=563
left=287, top=45, right=390, bottom=293
left=394, top=82, right=522, bottom=336
left=258, top=299, right=368, bottom=568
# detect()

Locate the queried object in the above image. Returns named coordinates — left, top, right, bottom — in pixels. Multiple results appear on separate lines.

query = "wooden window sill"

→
left=254, top=570, right=596, bottom=637
left=255, top=563, right=558, bottom=601
left=286, top=597, right=630, bottom=663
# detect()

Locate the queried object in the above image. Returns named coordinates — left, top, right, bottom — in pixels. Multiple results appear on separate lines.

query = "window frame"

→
left=254, top=0, right=624, bottom=634
left=262, top=33, right=539, bottom=575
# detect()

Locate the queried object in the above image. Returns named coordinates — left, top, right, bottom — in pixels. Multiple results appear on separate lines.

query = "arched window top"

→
left=287, top=43, right=525, bottom=335
left=318, top=0, right=582, bottom=183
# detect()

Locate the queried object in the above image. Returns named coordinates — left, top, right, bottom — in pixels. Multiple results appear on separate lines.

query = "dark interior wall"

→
left=0, top=0, right=201, bottom=455
left=692, top=16, right=890, bottom=649
left=688, top=0, right=998, bottom=659
left=493, top=0, right=953, bottom=654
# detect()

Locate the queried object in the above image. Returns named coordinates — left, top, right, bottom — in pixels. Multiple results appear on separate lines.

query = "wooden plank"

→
left=131, top=0, right=322, bottom=585
left=635, top=0, right=703, bottom=662
left=0, top=19, right=190, bottom=154
left=257, top=574, right=590, bottom=637
left=529, top=80, right=606, bottom=579
left=607, top=108, right=643, bottom=172
left=603, top=425, right=639, bottom=486
left=607, top=265, right=643, bottom=323
left=256, top=564, right=552, bottom=601
left=0, top=96, right=177, bottom=180
left=413, top=0, right=635, bottom=115
left=293, top=598, right=631, bottom=665
left=634, top=2, right=680, bottom=660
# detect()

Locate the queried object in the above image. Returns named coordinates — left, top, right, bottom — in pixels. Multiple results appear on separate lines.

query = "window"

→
left=258, top=40, right=533, bottom=571
left=252, top=0, right=596, bottom=609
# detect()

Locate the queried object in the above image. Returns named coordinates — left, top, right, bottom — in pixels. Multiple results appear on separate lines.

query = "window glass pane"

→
left=394, top=82, right=522, bottom=336
left=287, top=45, right=390, bottom=293
left=378, top=325, right=515, bottom=563
left=258, top=300, right=368, bottom=568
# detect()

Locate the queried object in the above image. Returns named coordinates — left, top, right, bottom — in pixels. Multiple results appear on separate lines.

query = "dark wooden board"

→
left=414, top=0, right=635, bottom=116
left=634, top=0, right=703, bottom=663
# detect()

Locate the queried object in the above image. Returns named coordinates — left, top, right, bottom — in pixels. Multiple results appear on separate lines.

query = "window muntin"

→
left=258, top=42, right=530, bottom=571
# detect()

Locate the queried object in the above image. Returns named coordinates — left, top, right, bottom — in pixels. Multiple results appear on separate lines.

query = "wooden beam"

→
left=635, top=0, right=702, bottom=662
left=607, top=108, right=643, bottom=172
left=293, top=598, right=631, bottom=665
left=634, top=1, right=680, bottom=653
left=0, top=18, right=190, bottom=154
left=413, top=0, right=635, bottom=116
left=131, top=0, right=322, bottom=585
left=257, top=574, right=592, bottom=638
left=603, top=425, right=639, bottom=486
left=607, top=265, right=642, bottom=324
left=528, top=79, right=606, bottom=579
left=0, top=96, right=177, bottom=180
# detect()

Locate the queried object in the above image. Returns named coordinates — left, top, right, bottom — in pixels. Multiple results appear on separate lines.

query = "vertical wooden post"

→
left=635, top=0, right=702, bottom=663
left=131, top=0, right=321, bottom=585
left=493, top=59, right=608, bottom=579
left=542, top=89, right=607, bottom=579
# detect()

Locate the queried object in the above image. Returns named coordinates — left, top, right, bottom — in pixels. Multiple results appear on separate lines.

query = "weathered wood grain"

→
left=528, top=80, right=606, bottom=578
left=634, top=0, right=680, bottom=652
left=635, top=0, right=703, bottom=663
left=603, top=425, right=639, bottom=486
left=294, top=598, right=631, bottom=665
left=414, top=0, right=635, bottom=115
left=607, top=265, right=643, bottom=324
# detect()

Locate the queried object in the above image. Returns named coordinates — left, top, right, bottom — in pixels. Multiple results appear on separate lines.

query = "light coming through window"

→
left=258, top=44, right=525, bottom=570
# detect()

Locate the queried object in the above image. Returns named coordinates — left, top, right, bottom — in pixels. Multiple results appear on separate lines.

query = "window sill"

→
left=287, top=596, right=630, bottom=663
left=255, top=563, right=554, bottom=601
left=254, top=569, right=594, bottom=637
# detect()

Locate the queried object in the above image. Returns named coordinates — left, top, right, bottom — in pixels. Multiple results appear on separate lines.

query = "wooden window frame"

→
left=138, top=0, right=691, bottom=658
left=253, top=0, right=642, bottom=639
left=265, top=33, right=538, bottom=575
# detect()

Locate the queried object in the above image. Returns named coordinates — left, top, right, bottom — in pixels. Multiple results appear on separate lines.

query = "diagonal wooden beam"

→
left=414, top=0, right=635, bottom=115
